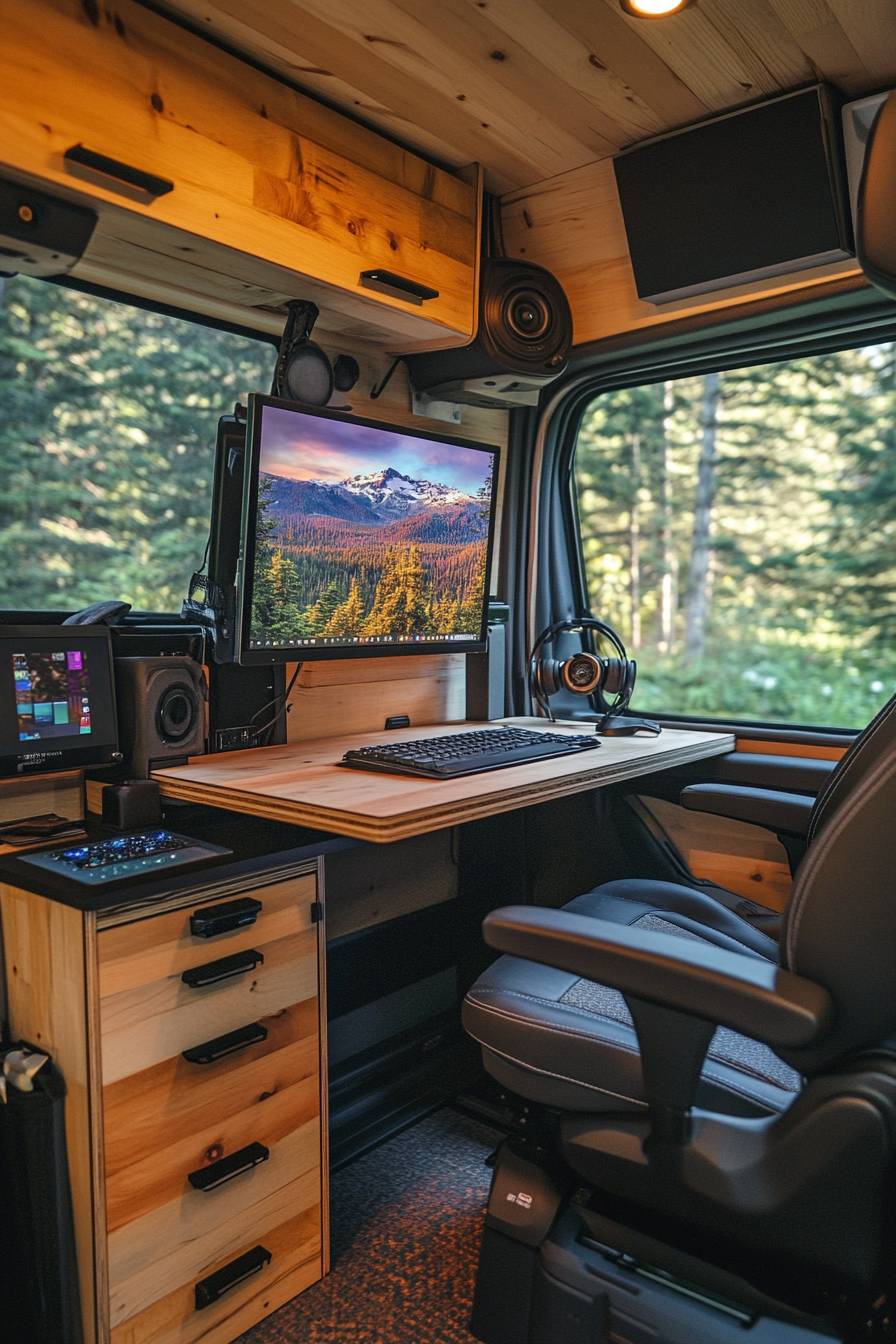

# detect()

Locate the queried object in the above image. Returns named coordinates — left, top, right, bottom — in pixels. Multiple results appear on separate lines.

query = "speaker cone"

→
left=157, top=684, right=197, bottom=742
left=480, top=259, right=572, bottom=371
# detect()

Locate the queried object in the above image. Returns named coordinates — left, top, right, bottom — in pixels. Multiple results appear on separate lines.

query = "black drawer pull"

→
left=190, top=896, right=262, bottom=939
left=182, top=949, right=264, bottom=989
left=359, top=269, right=439, bottom=305
left=188, top=1141, right=269, bottom=1191
left=64, top=144, right=174, bottom=198
left=182, top=1022, right=267, bottom=1065
left=195, top=1244, right=272, bottom=1310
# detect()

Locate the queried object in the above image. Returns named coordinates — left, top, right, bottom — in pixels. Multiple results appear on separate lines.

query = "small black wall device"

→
left=614, top=85, right=853, bottom=304
left=0, top=175, right=97, bottom=277
left=114, top=656, right=207, bottom=777
left=405, top=257, right=573, bottom=409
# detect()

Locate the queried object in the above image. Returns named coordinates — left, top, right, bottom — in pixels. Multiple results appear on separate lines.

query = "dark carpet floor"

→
left=236, top=1109, right=502, bottom=1343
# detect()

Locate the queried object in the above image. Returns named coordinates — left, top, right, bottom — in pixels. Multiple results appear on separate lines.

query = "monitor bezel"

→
left=236, top=394, right=501, bottom=666
left=0, top=623, right=119, bottom=776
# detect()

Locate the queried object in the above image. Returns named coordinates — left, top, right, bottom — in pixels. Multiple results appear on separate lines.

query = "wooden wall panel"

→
left=502, top=157, right=864, bottom=348
left=285, top=654, right=467, bottom=743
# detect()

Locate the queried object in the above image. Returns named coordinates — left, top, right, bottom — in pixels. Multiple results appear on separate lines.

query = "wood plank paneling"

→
left=638, top=795, right=793, bottom=910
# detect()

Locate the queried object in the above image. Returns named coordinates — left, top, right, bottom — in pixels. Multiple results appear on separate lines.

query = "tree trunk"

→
left=684, top=372, right=721, bottom=661
left=660, top=381, right=676, bottom=652
left=629, top=430, right=641, bottom=651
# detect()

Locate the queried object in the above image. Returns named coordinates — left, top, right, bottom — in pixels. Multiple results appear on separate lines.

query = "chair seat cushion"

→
left=463, top=880, right=798, bottom=1119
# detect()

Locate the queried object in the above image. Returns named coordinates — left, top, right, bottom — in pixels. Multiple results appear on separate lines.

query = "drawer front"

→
left=109, top=1207, right=320, bottom=1344
left=97, top=876, right=316, bottom=997
left=99, top=877, right=323, bottom=1338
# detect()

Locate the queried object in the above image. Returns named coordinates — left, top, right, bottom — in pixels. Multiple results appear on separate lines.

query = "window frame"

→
left=530, top=278, right=896, bottom=735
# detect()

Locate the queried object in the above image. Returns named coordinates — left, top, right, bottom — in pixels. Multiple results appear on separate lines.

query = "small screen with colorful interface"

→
left=0, top=627, right=118, bottom=775
left=239, top=397, right=498, bottom=662
left=14, top=648, right=93, bottom=742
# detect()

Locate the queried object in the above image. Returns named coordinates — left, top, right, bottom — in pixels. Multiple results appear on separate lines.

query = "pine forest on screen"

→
left=249, top=409, right=493, bottom=642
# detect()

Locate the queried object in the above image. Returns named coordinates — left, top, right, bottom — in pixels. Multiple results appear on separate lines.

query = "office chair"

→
left=463, top=694, right=896, bottom=1342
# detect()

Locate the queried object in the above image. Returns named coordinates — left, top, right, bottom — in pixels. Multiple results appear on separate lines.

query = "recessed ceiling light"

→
left=621, top=0, right=694, bottom=16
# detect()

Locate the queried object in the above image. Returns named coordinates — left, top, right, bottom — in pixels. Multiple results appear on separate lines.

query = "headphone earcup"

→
left=538, top=658, right=564, bottom=698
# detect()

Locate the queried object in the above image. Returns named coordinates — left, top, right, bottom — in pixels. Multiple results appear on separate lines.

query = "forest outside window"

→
left=0, top=275, right=276, bottom=612
left=573, top=344, right=896, bottom=729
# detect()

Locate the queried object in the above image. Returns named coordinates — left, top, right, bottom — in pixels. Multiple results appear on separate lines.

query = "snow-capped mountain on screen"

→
left=262, top=466, right=480, bottom=525
left=338, top=467, right=476, bottom=518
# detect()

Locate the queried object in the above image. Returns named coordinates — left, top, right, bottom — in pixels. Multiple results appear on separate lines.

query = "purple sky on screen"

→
left=258, top=404, right=494, bottom=495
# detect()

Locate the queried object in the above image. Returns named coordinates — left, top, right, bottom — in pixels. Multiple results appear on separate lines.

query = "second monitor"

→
left=237, top=395, right=499, bottom=666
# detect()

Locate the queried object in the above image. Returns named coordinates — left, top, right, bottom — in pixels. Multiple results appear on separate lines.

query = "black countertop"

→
left=0, top=797, right=356, bottom=913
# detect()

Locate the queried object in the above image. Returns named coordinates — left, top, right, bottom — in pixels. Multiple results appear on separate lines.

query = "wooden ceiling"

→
left=156, top=0, right=896, bottom=195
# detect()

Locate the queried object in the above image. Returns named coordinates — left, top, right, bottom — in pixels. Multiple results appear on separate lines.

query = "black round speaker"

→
left=156, top=683, right=198, bottom=743
left=479, top=258, right=573, bottom=372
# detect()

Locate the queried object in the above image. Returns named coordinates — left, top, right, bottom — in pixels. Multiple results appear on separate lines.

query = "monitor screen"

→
left=237, top=396, right=499, bottom=664
left=0, top=625, right=119, bottom=775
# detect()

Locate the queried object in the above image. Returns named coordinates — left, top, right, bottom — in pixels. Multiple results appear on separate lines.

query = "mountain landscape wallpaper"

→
left=248, top=406, right=495, bottom=645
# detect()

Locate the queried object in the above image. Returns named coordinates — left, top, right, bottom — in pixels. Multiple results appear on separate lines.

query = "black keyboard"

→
left=52, top=830, right=194, bottom=868
left=341, top=726, right=601, bottom=778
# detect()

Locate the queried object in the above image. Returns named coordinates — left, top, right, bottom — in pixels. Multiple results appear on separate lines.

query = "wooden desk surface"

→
left=153, top=719, right=734, bottom=844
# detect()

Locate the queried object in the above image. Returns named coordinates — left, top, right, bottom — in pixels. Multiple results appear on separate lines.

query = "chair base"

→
left=469, top=1141, right=845, bottom=1344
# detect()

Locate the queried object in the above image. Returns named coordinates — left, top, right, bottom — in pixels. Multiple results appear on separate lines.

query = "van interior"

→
left=3, top=3, right=896, bottom=1343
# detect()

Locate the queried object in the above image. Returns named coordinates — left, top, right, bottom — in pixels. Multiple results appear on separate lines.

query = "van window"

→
left=0, top=275, right=276, bottom=612
left=573, top=344, right=896, bottom=728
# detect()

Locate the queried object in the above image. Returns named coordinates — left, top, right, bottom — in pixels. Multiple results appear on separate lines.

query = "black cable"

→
left=370, top=356, right=401, bottom=400
left=249, top=661, right=302, bottom=744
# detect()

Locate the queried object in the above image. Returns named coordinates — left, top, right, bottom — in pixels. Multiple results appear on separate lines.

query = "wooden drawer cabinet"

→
left=1, top=861, right=327, bottom=1344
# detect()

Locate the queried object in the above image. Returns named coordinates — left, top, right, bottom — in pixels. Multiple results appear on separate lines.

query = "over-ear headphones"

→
left=272, top=300, right=360, bottom=407
left=529, top=616, right=660, bottom=736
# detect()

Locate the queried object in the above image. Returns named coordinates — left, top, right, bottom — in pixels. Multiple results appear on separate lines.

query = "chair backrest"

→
left=781, top=736, right=896, bottom=1076
left=807, top=692, right=896, bottom=843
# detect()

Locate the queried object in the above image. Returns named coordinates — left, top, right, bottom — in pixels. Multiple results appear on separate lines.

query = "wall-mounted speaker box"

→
left=614, top=85, right=854, bottom=306
left=114, top=656, right=207, bottom=778
left=405, top=258, right=573, bottom=409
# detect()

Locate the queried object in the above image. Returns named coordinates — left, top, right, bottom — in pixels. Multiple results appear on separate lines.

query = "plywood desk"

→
left=153, top=719, right=735, bottom=844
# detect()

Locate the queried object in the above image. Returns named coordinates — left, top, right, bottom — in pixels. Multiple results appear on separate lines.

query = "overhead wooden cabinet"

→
left=0, top=0, right=479, bottom=344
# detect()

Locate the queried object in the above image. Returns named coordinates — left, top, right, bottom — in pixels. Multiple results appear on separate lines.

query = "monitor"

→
left=0, top=624, right=119, bottom=776
left=237, top=395, right=499, bottom=665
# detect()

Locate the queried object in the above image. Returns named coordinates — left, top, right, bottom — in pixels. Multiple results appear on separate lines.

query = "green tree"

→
left=0, top=274, right=275, bottom=610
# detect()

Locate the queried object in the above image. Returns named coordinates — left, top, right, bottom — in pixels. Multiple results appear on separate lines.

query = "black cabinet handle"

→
left=188, top=1141, right=270, bottom=1192
left=359, top=269, right=439, bottom=305
left=181, top=949, right=264, bottom=989
left=182, top=1022, right=267, bottom=1065
left=195, top=1245, right=272, bottom=1309
left=64, top=144, right=174, bottom=198
left=190, top=896, right=262, bottom=939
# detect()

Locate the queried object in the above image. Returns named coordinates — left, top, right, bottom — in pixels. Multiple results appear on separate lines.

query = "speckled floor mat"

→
left=236, top=1109, right=501, bottom=1343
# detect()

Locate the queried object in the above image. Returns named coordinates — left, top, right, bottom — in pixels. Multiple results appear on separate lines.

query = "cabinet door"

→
left=1, top=0, right=478, bottom=346
left=97, top=875, right=324, bottom=1344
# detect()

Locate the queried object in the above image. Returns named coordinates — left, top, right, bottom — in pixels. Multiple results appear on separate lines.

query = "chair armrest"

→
left=482, top=906, right=832, bottom=1049
left=680, top=783, right=814, bottom=837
